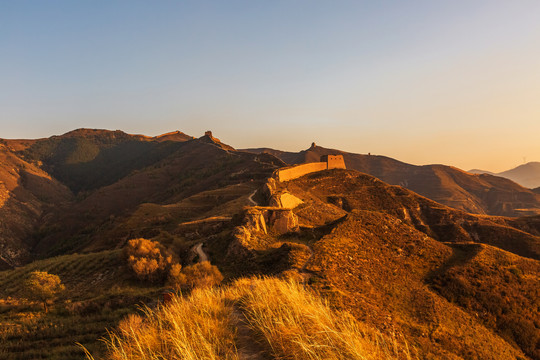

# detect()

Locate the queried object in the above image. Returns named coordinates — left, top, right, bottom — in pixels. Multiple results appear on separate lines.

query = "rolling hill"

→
left=0, top=143, right=72, bottom=268
left=228, top=168, right=539, bottom=359
left=471, top=162, right=540, bottom=189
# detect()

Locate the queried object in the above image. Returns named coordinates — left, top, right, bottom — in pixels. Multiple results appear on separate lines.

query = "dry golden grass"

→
left=87, top=287, right=238, bottom=360
left=236, top=277, right=413, bottom=360
left=89, top=277, right=415, bottom=360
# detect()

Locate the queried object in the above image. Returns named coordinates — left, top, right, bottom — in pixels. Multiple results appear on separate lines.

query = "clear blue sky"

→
left=1, top=1, right=539, bottom=171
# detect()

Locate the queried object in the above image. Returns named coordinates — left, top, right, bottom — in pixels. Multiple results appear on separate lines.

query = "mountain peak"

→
left=153, top=131, right=194, bottom=142
left=198, top=131, right=235, bottom=151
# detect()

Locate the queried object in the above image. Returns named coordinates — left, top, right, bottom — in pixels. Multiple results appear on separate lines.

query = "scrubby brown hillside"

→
left=228, top=169, right=539, bottom=358
left=245, top=145, right=540, bottom=217
left=0, top=143, right=72, bottom=268
left=31, top=134, right=284, bottom=257
left=11, top=128, right=194, bottom=193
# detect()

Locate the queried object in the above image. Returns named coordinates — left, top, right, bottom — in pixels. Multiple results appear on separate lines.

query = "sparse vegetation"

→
left=168, top=261, right=224, bottom=290
left=0, top=250, right=161, bottom=360
left=24, top=271, right=65, bottom=313
left=124, top=238, right=175, bottom=282
left=89, top=277, right=414, bottom=360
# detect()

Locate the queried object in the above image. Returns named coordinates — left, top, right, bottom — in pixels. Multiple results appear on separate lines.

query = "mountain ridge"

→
left=244, top=145, right=540, bottom=217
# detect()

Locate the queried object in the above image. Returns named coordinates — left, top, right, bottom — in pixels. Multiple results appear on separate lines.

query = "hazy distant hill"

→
left=468, top=168, right=495, bottom=175
left=469, top=162, right=540, bottom=189
left=497, top=162, right=540, bottom=189
left=245, top=145, right=540, bottom=217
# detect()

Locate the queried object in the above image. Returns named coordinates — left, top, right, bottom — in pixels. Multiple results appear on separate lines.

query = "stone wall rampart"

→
left=275, top=162, right=327, bottom=182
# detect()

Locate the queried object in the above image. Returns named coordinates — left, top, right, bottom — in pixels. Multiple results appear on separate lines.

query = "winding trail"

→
left=230, top=306, right=268, bottom=360
left=193, top=243, right=209, bottom=262
left=247, top=190, right=258, bottom=206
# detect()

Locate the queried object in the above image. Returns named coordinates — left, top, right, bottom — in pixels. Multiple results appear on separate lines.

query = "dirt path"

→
left=247, top=190, right=258, bottom=206
left=193, top=243, right=209, bottom=262
left=230, top=306, right=269, bottom=360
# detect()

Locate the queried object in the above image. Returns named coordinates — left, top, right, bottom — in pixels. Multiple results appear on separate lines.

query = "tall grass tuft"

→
left=91, top=277, right=415, bottom=360
left=99, top=288, right=238, bottom=360
left=238, top=277, right=413, bottom=360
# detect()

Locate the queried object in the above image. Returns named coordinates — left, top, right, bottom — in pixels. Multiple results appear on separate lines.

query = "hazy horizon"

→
left=2, top=1, right=539, bottom=173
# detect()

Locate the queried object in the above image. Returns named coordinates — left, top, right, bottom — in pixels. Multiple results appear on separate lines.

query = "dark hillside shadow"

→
left=0, top=169, right=73, bottom=268
left=22, top=138, right=188, bottom=193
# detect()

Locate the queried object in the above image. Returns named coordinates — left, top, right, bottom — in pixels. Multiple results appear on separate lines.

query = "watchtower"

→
left=320, top=155, right=346, bottom=169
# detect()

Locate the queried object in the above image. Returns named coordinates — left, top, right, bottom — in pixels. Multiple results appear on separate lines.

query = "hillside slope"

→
left=470, top=162, right=540, bottom=189
left=228, top=169, right=539, bottom=358
left=0, top=143, right=73, bottom=268
left=11, top=129, right=194, bottom=193
left=497, top=162, right=540, bottom=189
left=31, top=135, right=284, bottom=257
left=245, top=145, right=540, bottom=217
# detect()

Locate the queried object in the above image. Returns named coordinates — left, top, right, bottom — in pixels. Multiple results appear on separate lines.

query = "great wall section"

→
left=225, top=154, right=346, bottom=266
left=274, top=154, right=346, bottom=182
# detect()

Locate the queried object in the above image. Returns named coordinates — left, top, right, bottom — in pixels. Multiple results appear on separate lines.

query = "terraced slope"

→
left=0, top=250, right=161, bottom=360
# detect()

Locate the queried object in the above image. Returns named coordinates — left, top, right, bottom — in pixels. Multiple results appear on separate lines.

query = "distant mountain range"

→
left=469, top=162, right=540, bottom=189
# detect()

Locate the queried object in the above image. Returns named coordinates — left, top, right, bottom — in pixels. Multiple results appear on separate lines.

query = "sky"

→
left=1, top=1, right=539, bottom=172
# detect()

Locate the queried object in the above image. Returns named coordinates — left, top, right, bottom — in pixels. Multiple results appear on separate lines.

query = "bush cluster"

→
left=124, top=238, right=223, bottom=291
left=124, top=238, right=175, bottom=282
left=167, top=261, right=223, bottom=291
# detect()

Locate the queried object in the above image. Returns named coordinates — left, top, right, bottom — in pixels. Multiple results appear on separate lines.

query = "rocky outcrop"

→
left=226, top=206, right=300, bottom=263
left=239, top=207, right=299, bottom=237
left=244, top=208, right=268, bottom=234
left=227, top=167, right=305, bottom=264
left=262, top=177, right=278, bottom=200
left=269, top=209, right=299, bottom=234
left=269, top=192, right=303, bottom=209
